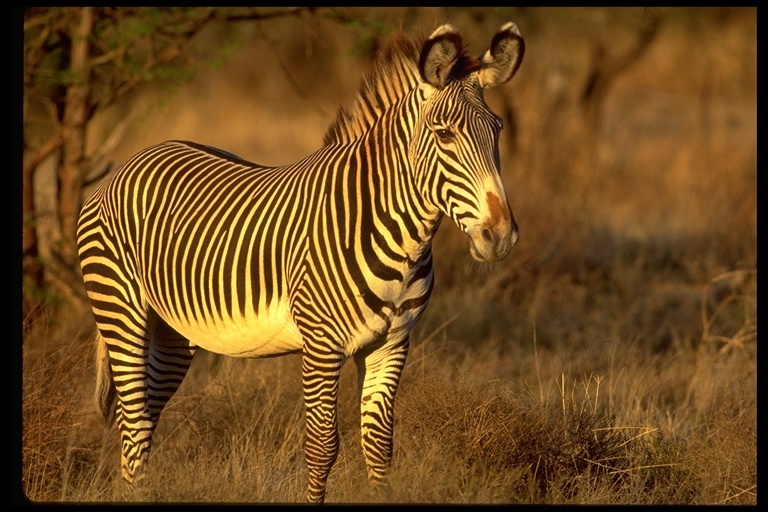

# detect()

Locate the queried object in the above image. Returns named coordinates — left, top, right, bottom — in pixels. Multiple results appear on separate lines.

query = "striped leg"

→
left=79, top=209, right=155, bottom=484
left=354, top=335, right=410, bottom=492
left=95, top=305, right=156, bottom=485
left=301, top=344, right=344, bottom=503
left=145, top=313, right=197, bottom=423
left=97, top=306, right=196, bottom=485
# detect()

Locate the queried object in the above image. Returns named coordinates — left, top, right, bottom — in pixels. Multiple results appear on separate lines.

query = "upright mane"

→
left=323, top=29, right=480, bottom=146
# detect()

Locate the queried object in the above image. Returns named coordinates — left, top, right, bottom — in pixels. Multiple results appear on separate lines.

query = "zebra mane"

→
left=323, top=29, right=480, bottom=146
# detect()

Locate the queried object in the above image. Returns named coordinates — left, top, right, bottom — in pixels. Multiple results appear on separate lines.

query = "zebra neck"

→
left=347, top=130, right=441, bottom=266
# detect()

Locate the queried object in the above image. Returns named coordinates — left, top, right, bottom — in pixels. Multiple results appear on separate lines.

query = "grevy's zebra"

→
left=78, top=22, right=524, bottom=502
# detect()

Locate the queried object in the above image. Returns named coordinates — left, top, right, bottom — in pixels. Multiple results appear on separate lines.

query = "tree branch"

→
left=83, top=109, right=137, bottom=186
left=581, top=12, right=661, bottom=135
left=215, top=7, right=311, bottom=22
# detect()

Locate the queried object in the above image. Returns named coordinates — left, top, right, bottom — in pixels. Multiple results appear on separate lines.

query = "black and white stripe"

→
left=78, top=22, right=525, bottom=503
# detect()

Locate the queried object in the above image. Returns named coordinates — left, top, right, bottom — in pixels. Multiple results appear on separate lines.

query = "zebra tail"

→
left=94, top=331, right=117, bottom=425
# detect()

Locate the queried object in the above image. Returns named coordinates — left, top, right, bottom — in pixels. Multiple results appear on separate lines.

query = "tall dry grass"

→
left=19, top=7, right=755, bottom=505
left=21, top=288, right=755, bottom=504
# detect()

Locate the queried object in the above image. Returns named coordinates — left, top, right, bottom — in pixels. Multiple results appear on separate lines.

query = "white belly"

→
left=166, top=301, right=304, bottom=358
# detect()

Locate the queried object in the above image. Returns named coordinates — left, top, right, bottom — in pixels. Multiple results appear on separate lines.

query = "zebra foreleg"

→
left=354, top=335, right=410, bottom=495
left=301, top=346, right=344, bottom=503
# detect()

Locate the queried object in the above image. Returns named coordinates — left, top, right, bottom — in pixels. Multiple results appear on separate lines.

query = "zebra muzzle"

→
left=467, top=220, right=518, bottom=262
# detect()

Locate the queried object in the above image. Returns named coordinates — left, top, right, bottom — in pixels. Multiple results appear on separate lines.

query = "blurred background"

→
left=21, top=7, right=756, bottom=504
left=23, top=7, right=756, bottom=314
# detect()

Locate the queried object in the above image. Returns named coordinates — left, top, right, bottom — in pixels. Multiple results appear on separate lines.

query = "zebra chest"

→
left=342, top=268, right=434, bottom=356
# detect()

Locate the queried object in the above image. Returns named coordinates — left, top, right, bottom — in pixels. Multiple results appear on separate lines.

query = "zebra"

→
left=77, top=22, right=525, bottom=503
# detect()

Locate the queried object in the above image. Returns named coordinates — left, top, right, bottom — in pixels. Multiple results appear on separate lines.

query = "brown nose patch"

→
left=486, top=191, right=508, bottom=225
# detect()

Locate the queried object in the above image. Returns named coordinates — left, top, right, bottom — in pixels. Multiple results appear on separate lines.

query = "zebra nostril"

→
left=482, top=227, right=493, bottom=242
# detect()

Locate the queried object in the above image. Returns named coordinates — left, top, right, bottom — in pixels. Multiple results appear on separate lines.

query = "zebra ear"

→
left=477, top=22, right=525, bottom=88
left=419, top=24, right=463, bottom=89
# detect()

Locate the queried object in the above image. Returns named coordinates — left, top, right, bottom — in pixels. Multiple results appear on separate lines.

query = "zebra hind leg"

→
left=93, top=309, right=156, bottom=486
left=145, top=311, right=198, bottom=424
left=95, top=308, right=196, bottom=489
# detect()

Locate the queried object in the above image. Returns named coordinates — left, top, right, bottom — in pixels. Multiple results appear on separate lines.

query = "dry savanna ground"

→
left=21, top=7, right=756, bottom=504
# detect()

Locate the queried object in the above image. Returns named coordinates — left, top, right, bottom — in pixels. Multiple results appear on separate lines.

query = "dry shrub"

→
left=22, top=307, right=99, bottom=502
left=395, top=373, right=641, bottom=503
left=684, top=404, right=757, bottom=505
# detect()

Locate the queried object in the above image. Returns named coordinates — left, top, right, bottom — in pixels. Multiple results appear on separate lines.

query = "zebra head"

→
left=412, top=23, right=524, bottom=262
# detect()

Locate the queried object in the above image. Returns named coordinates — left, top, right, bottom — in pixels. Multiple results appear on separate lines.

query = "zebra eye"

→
left=434, top=127, right=455, bottom=143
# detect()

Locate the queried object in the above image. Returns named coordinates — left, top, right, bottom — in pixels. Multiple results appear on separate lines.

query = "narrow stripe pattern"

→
left=78, top=22, right=524, bottom=503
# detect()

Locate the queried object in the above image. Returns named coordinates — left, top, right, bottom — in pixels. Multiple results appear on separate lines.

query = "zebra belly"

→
left=165, top=303, right=304, bottom=358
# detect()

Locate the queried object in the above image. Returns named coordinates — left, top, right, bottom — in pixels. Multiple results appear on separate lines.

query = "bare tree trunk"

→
left=581, top=13, right=660, bottom=137
left=23, top=158, right=43, bottom=291
left=23, top=138, right=62, bottom=299
left=23, top=154, right=45, bottom=317
left=57, top=7, right=93, bottom=267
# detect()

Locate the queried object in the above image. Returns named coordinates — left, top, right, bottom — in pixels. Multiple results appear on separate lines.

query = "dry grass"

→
left=21, top=259, right=756, bottom=504
left=20, top=286, right=756, bottom=504
left=19, top=7, right=755, bottom=505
